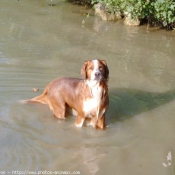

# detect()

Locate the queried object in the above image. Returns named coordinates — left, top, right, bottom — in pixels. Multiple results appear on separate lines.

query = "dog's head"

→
left=81, top=59, right=109, bottom=81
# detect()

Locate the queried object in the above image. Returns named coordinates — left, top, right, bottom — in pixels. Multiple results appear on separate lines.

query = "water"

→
left=0, top=0, right=175, bottom=174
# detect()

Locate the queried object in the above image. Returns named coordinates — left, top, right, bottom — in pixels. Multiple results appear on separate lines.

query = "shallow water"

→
left=0, top=0, right=175, bottom=174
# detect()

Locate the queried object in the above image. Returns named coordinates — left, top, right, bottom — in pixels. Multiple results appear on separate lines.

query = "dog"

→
left=27, top=59, right=109, bottom=129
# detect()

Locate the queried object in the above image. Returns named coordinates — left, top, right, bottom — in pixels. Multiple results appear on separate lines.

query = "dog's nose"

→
left=95, top=72, right=100, bottom=77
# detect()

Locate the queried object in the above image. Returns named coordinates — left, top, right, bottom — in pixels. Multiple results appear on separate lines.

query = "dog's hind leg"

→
left=49, top=97, right=66, bottom=119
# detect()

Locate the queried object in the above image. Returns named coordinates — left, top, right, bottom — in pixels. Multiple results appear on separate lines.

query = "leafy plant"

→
left=91, top=0, right=175, bottom=29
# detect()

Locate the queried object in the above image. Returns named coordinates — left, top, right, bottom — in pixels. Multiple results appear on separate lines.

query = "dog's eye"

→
left=89, top=67, right=93, bottom=70
left=99, top=66, right=103, bottom=70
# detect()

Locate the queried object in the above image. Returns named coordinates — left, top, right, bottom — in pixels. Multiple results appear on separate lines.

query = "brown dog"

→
left=27, top=59, right=109, bottom=129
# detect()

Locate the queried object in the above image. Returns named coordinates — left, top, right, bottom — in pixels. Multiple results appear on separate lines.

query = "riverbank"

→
left=69, top=0, right=175, bottom=30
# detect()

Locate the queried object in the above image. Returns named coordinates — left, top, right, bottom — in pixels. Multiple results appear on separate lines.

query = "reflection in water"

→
left=78, top=149, right=106, bottom=175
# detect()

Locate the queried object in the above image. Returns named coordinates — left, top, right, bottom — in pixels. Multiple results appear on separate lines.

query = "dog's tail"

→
left=22, top=89, right=48, bottom=105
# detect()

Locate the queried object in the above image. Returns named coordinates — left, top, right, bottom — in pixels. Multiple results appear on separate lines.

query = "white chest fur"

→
left=83, top=81, right=103, bottom=118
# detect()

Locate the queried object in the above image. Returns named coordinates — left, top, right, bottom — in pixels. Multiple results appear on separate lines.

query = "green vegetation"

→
left=91, top=0, right=175, bottom=29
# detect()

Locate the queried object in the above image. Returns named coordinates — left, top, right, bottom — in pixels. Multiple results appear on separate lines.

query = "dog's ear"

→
left=101, top=60, right=109, bottom=80
left=81, top=61, right=88, bottom=79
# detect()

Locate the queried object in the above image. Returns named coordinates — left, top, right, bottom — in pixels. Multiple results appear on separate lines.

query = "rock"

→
left=95, top=3, right=121, bottom=21
left=124, top=14, right=140, bottom=26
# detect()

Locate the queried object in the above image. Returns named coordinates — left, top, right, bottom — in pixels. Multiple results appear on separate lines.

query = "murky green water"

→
left=0, top=0, right=175, bottom=174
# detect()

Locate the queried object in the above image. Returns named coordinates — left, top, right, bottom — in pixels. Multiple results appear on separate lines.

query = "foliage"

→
left=91, top=0, right=175, bottom=29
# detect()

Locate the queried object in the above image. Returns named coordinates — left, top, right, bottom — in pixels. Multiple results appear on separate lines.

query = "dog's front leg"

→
left=75, top=113, right=85, bottom=127
left=96, top=115, right=105, bottom=129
